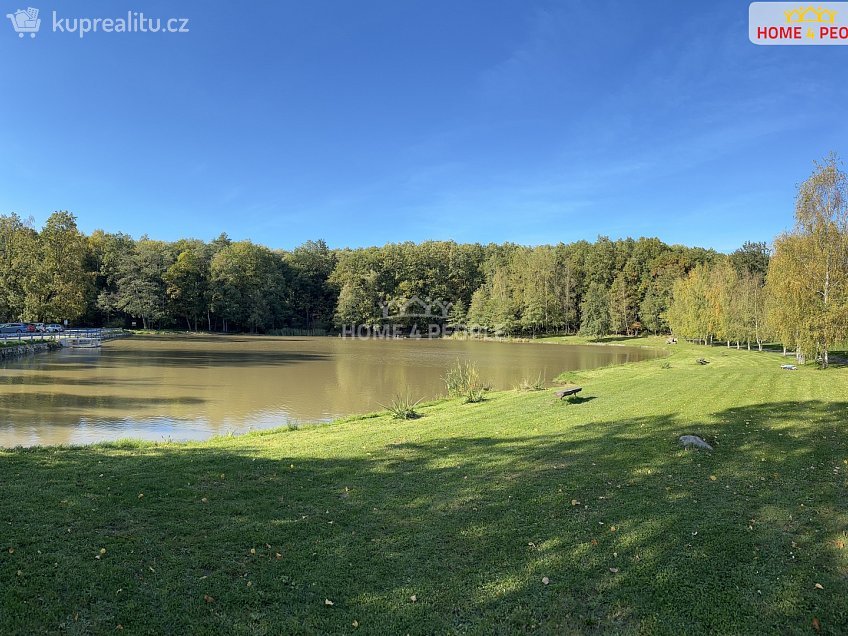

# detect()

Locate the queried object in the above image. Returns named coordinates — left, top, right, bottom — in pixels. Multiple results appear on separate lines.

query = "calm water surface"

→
left=0, top=335, right=661, bottom=446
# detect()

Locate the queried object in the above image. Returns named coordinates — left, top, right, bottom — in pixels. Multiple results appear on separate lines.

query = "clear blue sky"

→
left=2, top=0, right=846, bottom=251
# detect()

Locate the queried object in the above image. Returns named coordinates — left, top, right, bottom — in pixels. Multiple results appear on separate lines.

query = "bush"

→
left=443, top=360, right=489, bottom=403
left=381, top=391, right=422, bottom=419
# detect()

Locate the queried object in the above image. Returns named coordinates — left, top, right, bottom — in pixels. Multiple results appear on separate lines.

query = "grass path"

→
left=1, top=338, right=846, bottom=634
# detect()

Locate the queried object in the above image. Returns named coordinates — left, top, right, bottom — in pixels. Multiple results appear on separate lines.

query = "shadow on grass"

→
left=559, top=395, right=597, bottom=405
left=0, top=401, right=846, bottom=634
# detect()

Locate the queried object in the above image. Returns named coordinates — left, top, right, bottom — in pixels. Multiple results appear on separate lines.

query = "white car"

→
left=44, top=324, right=65, bottom=333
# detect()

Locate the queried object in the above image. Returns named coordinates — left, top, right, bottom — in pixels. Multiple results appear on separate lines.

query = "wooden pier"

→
left=0, top=328, right=130, bottom=349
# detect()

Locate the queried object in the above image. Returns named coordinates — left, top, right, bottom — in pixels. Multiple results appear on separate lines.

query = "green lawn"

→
left=1, top=338, right=846, bottom=634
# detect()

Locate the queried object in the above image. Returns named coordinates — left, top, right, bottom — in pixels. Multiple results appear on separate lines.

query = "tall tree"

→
left=731, top=241, right=770, bottom=277
left=210, top=241, right=287, bottom=333
left=0, top=214, right=37, bottom=320
left=164, top=242, right=210, bottom=331
left=285, top=240, right=336, bottom=330
left=23, top=211, right=90, bottom=322
left=767, top=154, right=848, bottom=367
left=666, top=264, right=711, bottom=344
left=114, top=238, right=174, bottom=329
left=580, top=282, right=610, bottom=340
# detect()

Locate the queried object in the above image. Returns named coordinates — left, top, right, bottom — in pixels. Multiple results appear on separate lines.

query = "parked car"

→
left=45, top=324, right=65, bottom=333
left=34, top=323, right=46, bottom=332
left=0, top=323, right=29, bottom=334
left=24, top=323, right=36, bottom=333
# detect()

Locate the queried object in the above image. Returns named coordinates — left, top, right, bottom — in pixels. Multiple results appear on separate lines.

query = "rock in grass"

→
left=679, top=435, right=713, bottom=451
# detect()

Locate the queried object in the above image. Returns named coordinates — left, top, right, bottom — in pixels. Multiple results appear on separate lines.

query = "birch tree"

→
left=767, top=154, right=848, bottom=367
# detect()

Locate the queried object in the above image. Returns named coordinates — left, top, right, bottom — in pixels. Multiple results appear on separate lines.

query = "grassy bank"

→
left=1, top=338, right=846, bottom=634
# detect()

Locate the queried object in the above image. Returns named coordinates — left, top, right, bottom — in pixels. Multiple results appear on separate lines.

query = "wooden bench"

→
left=555, top=386, right=582, bottom=399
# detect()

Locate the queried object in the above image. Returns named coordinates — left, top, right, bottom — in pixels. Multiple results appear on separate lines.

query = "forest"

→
left=1, top=155, right=845, bottom=366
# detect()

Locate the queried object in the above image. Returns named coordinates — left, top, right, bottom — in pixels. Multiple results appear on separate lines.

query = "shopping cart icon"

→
left=6, top=7, right=41, bottom=38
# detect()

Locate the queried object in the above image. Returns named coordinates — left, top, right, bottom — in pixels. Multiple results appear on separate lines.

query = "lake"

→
left=0, top=335, right=661, bottom=446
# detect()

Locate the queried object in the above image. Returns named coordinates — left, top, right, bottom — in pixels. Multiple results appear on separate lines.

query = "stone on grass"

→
left=679, top=435, right=713, bottom=451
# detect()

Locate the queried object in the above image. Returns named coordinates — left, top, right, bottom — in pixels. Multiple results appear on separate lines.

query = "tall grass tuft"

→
left=443, top=360, right=489, bottom=403
left=381, top=391, right=423, bottom=420
left=516, top=372, right=546, bottom=392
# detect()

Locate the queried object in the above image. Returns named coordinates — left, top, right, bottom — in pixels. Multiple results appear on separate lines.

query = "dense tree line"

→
left=0, top=218, right=338, bottom=333
left=0, top=212, right=717, bottom=335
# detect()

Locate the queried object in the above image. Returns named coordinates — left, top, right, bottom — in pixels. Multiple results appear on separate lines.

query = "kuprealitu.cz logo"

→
left=5, top=6, right=190, bottom=39
left=6, top=7, right=40, bottom=38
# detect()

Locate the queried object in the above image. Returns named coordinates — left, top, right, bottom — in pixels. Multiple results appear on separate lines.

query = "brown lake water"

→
left=0, top=335, right=661, bottom=446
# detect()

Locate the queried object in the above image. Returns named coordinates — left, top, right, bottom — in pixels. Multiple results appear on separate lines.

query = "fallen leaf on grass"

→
left=542, top=577, right=549, bottom=585
left=352, top=620, right=359, bottom=628
left=410, top=595, right=417, bottom=602
left=137, top=493, right=144, bottom=499
left=324, top=599, right=334, bottom=606
left=814, top=583, right=823, bottom=590
left=201, top=497, right=208, bottom=503
left=571, top=499, right=580, bottom=506
left=275, top=552, right=282, bottom=559
left=709, top=475, right=717, bottom=481
left=812, top=617, right=821, bottom=632
left=609, top=568, right=619, bottom=574
left=250, top=548, right=256, bottom=555
left=203, top=594, right=215, bottom=604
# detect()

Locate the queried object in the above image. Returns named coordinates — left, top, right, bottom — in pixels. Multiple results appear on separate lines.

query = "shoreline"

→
left=0, top=340, right=61, bottom=362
